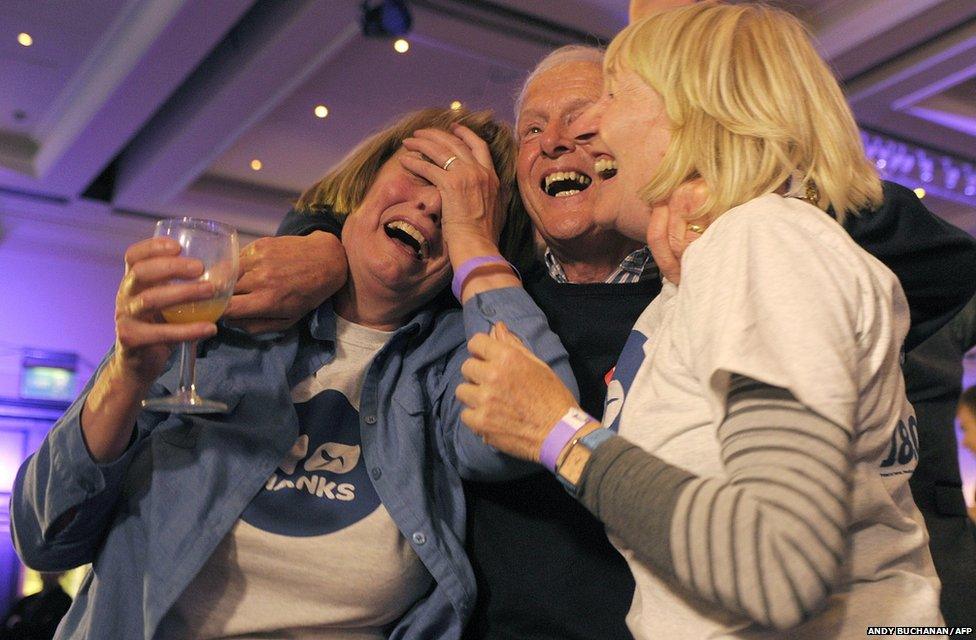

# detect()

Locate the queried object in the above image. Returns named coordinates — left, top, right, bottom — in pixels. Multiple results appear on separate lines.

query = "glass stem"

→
left=176, top=340, right=198, bottom=399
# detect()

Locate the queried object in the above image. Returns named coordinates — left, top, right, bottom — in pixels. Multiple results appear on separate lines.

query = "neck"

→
left=333, top=284, right=408, bottom=331
left=546, top=236, right=644, bottom=284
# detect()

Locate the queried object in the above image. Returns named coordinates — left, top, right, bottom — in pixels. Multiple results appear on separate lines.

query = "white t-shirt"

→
left=164, top=317, right=432, bottom=639
left=608, top=194, right=943, bottom=639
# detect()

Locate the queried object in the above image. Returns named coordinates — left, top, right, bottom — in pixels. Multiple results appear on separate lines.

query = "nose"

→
left=415, top=185, right=441, bottom=224
left=567, top=102, right=601, bottom=150
left=539, top=122, right=575, bottom=159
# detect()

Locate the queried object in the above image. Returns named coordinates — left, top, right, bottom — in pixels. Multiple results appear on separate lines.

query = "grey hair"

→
left=514, top=44, right=605, bottom=123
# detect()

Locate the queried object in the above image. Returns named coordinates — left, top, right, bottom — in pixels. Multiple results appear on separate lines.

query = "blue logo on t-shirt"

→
left=241, top=390, right=380, bottom=536
left=604, top=329, right=648, bottom=432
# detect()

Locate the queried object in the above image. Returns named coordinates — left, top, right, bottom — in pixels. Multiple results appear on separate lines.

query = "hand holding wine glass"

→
left=136, top=217, right=238, bottom=413
left=79, top=219, right=236, bottom=463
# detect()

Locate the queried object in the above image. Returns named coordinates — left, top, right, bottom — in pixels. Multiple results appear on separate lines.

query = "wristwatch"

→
left=556, top=427, right=616, bottom=496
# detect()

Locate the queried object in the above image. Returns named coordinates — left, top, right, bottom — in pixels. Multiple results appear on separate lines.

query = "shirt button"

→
left=364, top=415, right=377, bottom=425
left=412, top=532, right=427, bottom=545
left=371, top=467, right=382, bottom=480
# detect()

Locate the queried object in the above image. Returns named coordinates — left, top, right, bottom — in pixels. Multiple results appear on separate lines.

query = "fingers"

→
left=490, top=322, right=527, bottom=348
left=223, top=290, right=278, bottom=320
left=117, top=318, right=216, bottom=349
left=669, top=179, right=709, bottom=262
left=402, top=136, right=464, bottom=171
left=450, top=124, right=494, bottom=170
left=666, top=204, right=688, bottom=260
left=398, top=153, right=443, bottom=185
left=460, top=356, right=492, bottom=384
left=124, top=237, right=181, bottom=268
left=455, top=381, right=480, bottom=408
left=410, top=128, right=474, bottom=166
left=466, top=331, right=512, bottom=361
left=646, top=203, right=681, bottom=284
left=126, top=281, right=215, bottom=319
left=232, top=266, right=268, bottom=295
left=127, top=255, right=204, bottom=290
left=238, top=236, right=274, bottom=275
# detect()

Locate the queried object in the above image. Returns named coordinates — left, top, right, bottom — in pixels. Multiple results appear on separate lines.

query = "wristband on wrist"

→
left=451, top=255, right=520, bottom=301
left=539, top=407, right=594, bottom=472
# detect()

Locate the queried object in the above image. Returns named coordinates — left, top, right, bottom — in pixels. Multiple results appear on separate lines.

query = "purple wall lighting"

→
left=862, top=130, right=976, bottom=207
left=0, top=399, right=69, bottom=615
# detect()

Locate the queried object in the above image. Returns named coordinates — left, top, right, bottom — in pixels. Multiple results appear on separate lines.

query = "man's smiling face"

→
left=515, top=61, right=612, bottom=251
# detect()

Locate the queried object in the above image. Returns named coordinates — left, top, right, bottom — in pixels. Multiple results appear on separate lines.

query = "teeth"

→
left=554, top=190, right=580, bottom=198
left=594, top=158, right=618, bottom=177
left=385, top=220, right=430, bottom=259
left=543, top=171, right=592, bottom=190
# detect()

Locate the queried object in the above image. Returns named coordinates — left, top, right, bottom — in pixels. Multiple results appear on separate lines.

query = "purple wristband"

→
left=452, top=255, right=513, bottom=300
left=539, top=408, right=594, bottom=472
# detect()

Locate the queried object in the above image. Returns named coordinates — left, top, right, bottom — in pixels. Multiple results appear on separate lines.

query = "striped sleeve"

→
left=578, top=375, right=853, bottom=630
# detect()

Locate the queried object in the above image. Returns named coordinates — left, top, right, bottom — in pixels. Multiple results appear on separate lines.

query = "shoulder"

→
left=687, top=194, right=877, bottom=272
left=705, top=194, right=840, bottom=243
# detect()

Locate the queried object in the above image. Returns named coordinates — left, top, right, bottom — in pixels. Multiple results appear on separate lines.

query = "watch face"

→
left=558, top=445, right=592, bottom=487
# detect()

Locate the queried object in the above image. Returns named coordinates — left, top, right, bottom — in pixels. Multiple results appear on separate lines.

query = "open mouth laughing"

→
left=384, top=220, right=430, bottom=260
left=541, top=170, right=592, bottom=198
left=595, top=157, right=618, bottom=180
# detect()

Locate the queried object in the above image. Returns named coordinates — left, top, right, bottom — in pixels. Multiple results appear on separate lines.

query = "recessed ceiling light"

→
left=250, top=159, right=263, bottom=171
left=393, top=38, right=410, bottom=54
left=17, top=33, right=33, bottom=47
left=450, top=100, right=462, bottom=111
left=913, top=187, right=925, bottom=199
left=314, top=104, right=329, bottom=119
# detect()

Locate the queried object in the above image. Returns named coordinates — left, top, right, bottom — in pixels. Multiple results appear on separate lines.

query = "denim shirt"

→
left=11, top=287, right=575, bottom=640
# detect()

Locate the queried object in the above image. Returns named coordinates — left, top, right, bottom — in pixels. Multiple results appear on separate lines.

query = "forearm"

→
left=578, top=378, right=853, bottom=630
left=81, top=355, right=150, bottom=463
left=275, top=207, right=342, bottom=237
left=298, top=231, right=347, bottom=299
left=11, top=355, right=148, bottom=569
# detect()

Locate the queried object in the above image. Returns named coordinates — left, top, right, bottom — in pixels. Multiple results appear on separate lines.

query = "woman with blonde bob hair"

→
left=457, top=2, right=944, bottom=637
left=11, top=106, right=571, bottom=639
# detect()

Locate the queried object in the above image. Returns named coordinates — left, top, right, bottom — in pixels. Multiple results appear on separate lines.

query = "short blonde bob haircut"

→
left=606, top=1, right=882, bottom=223
left=295, top=107, right=533, bottom=270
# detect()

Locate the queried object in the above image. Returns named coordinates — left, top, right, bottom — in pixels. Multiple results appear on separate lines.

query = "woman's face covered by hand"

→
left=340, top=148, right=452, bottom=311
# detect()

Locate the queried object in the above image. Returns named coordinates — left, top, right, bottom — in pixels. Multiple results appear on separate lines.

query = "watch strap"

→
left=556, top=427, right=615, bottom=495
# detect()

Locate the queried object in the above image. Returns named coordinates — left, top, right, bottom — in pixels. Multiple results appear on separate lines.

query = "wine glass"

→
left=141, top=217, right=239, bottom=414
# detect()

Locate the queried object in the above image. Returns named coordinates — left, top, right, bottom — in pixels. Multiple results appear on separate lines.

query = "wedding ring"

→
left=687, top=223, right=706, bottom=234
left=442, top=155, right=458, bottom=171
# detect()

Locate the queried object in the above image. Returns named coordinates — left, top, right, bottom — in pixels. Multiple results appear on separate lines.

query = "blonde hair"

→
left=606, top=1, right=882, bottom=223
left=296, top=107, right=534, bottom=270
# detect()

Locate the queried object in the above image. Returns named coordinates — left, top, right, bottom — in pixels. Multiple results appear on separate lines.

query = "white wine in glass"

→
left=141, top=217, right=239, bottom=414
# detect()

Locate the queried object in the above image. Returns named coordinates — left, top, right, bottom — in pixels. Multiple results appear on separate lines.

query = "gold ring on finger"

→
left=442, top=155, right=458, bottom=171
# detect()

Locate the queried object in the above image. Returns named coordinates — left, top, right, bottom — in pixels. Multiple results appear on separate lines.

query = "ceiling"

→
left=0, top=0, right=974, bottom=260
